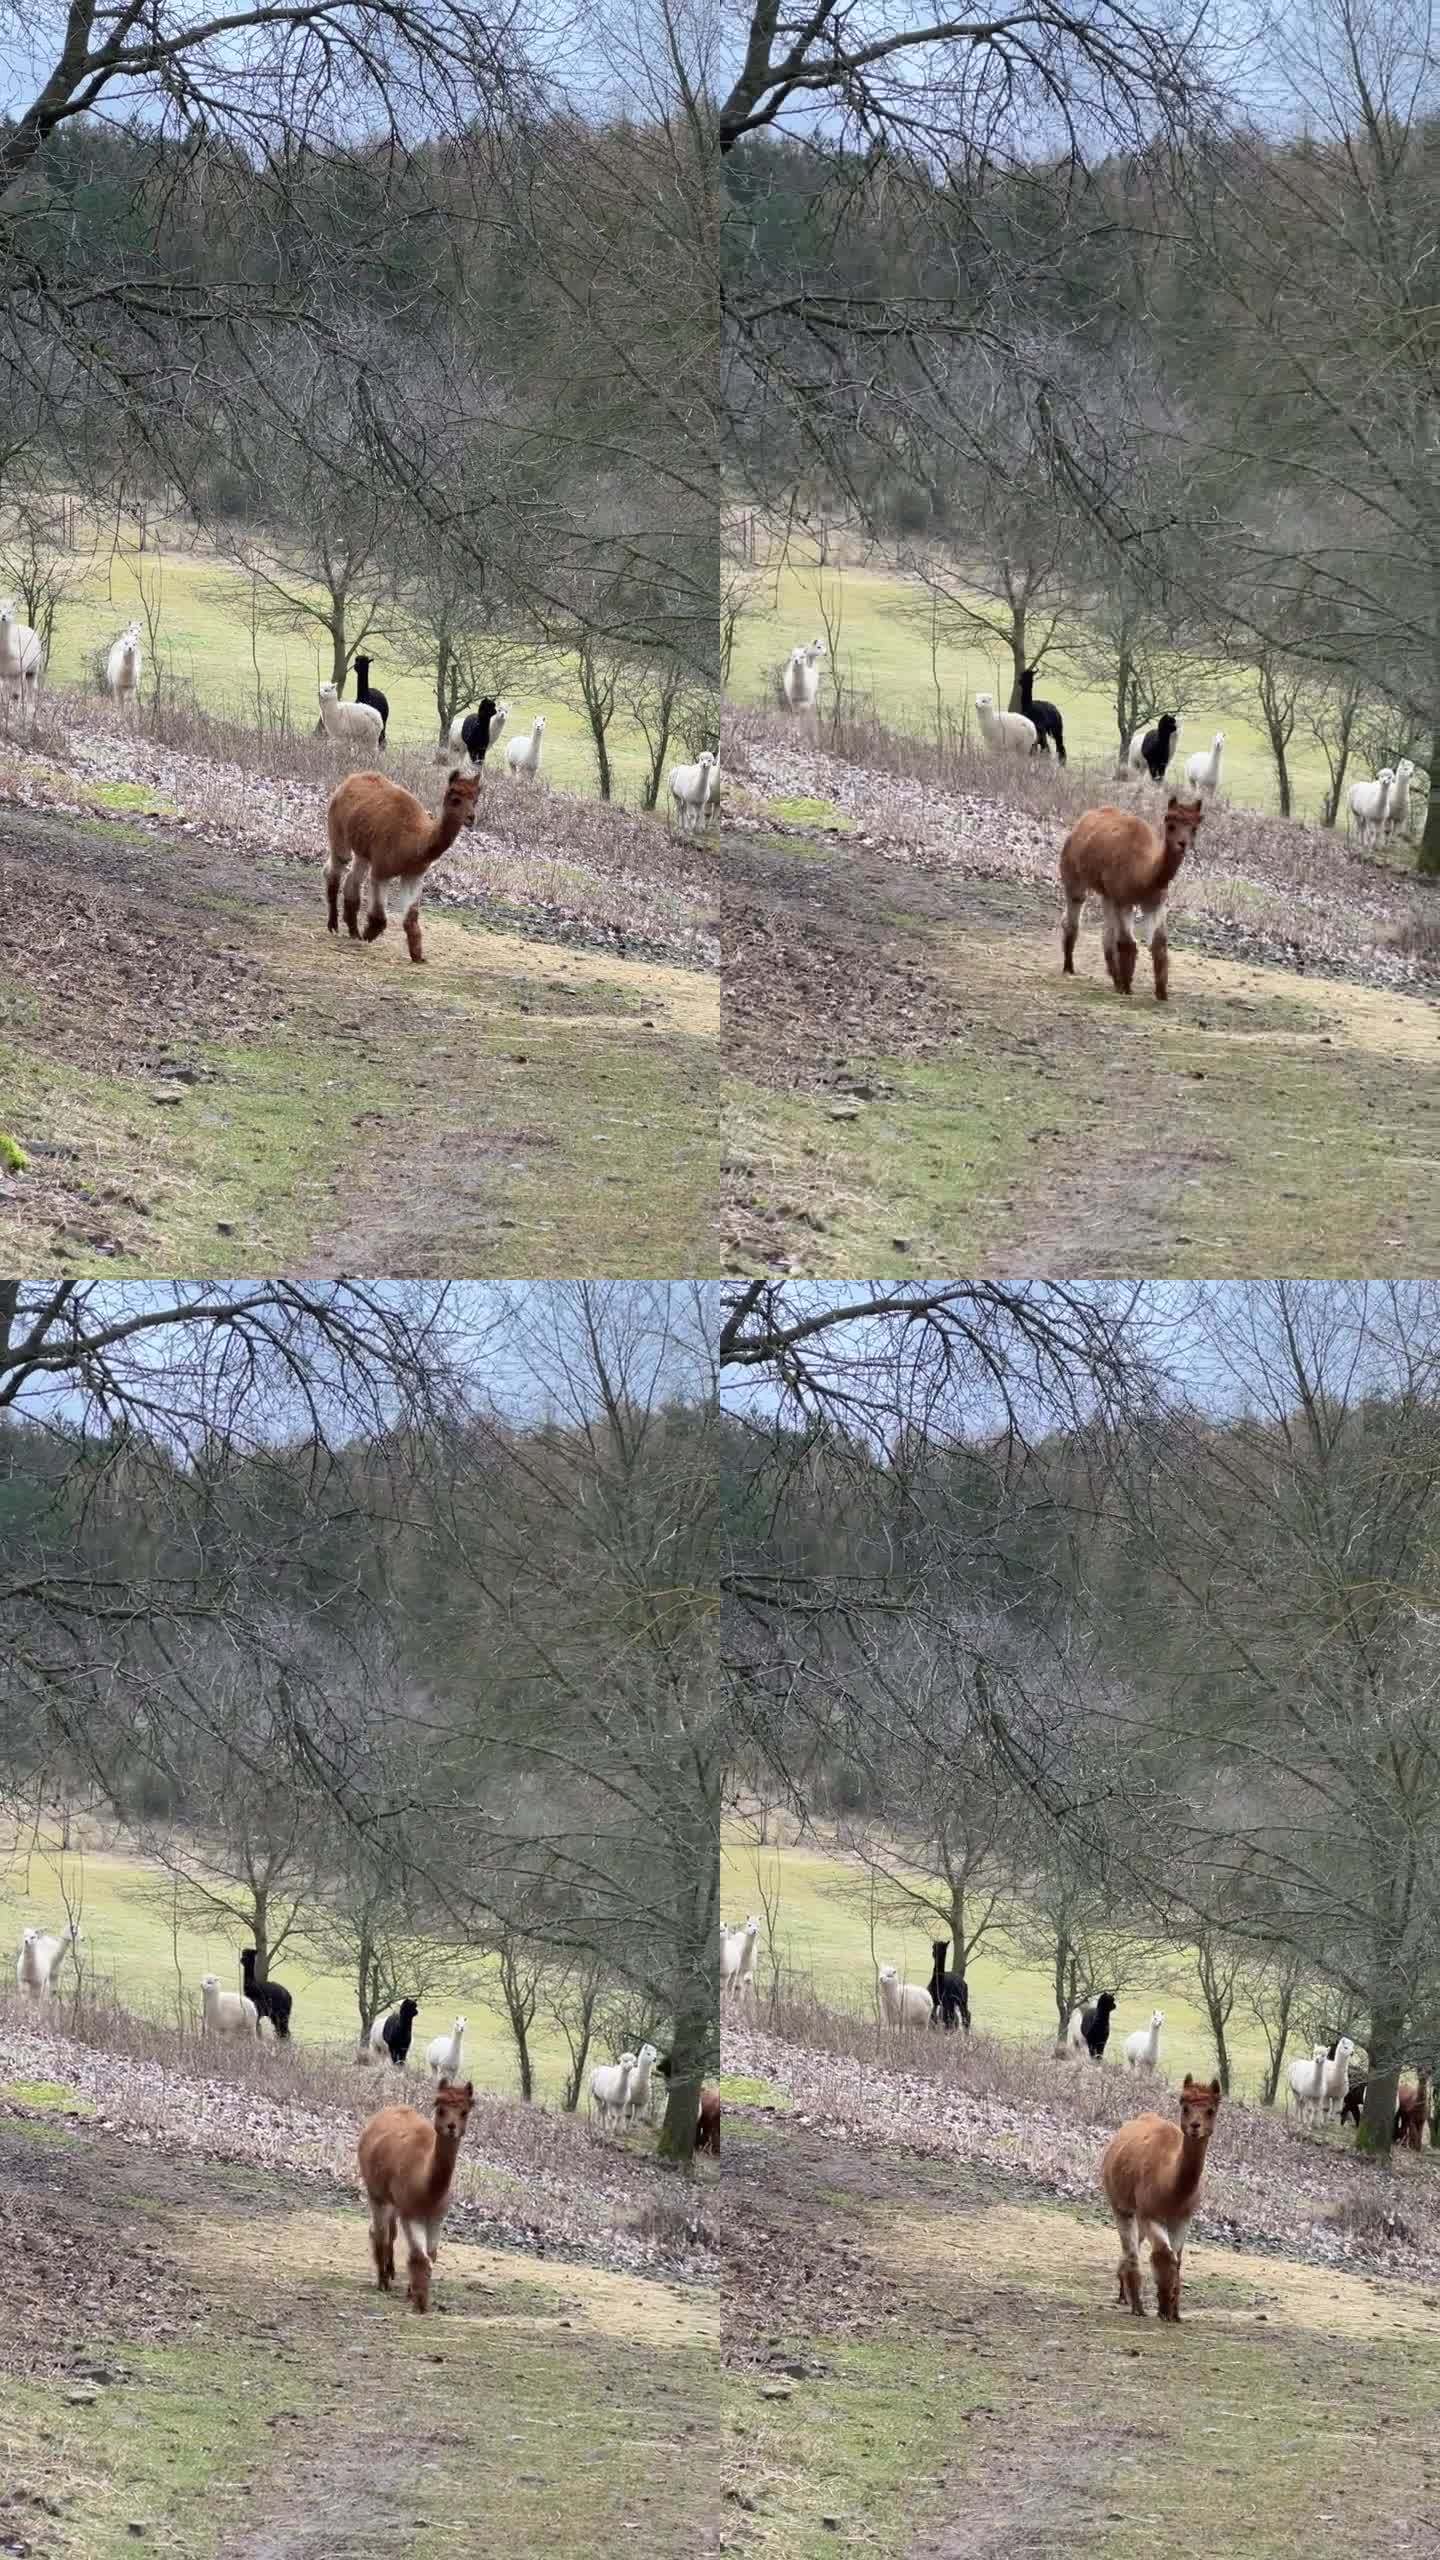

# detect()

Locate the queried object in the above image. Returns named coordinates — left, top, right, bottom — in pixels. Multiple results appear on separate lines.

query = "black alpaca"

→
left=240, top=1947, right=292, bottom=2041
left=1018, top=668, right=1066, bottom=763
left=351, top=654, right=389, bottom=746
left=382, top=1997, right=420, bottom=2066
left=1079, top=1991, right=1117, bottom=2060
left=1340, top=2079, right=1365, bottom=2128
left=1137, top=714, right=1179, bottom=783
left=928, top=1938, right=972, bottom=2033
left=458, top=696, right=499, bottom=766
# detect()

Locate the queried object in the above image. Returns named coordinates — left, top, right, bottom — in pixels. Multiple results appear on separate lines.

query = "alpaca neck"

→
left=1144, top=824, right=1192, bottom=899
left=1169, top=2128, right=1209, bottom=2209
left=419, top=2127, right=463, bottom=2209
left=425, top=802, right=469, bottom=861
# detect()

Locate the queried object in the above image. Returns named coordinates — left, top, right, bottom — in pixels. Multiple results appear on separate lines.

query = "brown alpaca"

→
left=1100, top=2074, right=1221, bottom=2321
left=324, top=766, right=481, bottom=964
left=697, top=2085, right=720, bottom=2156
left=357, top=2078, right=474, bottom=2312
left=1396, top=2071, right=1430, bottom=2150
left=1059, top=795, right=1205, bottom=1001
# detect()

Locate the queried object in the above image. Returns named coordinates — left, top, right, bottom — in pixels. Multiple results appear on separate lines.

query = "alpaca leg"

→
left=362, top=872, right=388, bottom=943
left=1100, top=900, right=1123, bottom=989
left=1111, top=907, right=1138, bottom=996
left=1061, top=892, right=1084, bottom=975
left=342, top=857, right=368, bottom=941
left=324, top=844, right=349, bottom=936
left=1150, top=914, right=1170, bottom=1003
left=402, top=890, right=426, bottom=966
left=1113, top=2212, right=1144, bottom=2315
left=369, top=2201, right=396, bottom=2289
left=1148, top=2225, right=1181, bottom=2321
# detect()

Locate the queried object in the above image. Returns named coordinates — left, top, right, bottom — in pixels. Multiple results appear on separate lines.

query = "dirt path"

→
left=724, top=825, right=1440, bottom=1274
left=1, top=2098, right=718, bottom=2558
left=722, top=2108, right=1440, bottom=2560
left=0, top=802, right=719, bottom=1275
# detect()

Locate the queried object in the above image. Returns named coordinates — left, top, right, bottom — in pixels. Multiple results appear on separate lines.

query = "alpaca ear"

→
left=1182, top=2074, right=1195, bottom=2091
left=1209, top=2078, right=1221, bottom=2095
left=463, top=2080, right=474, bottom=2097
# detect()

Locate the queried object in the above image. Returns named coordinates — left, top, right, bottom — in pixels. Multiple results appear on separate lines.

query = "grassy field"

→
left=729, top=545, right=1336, bottom=820
left=726, top=2113, right=1440, bottom=2559
left=0, top=2096, right=715, bottom=2558
left=3, top=1834, right=585, bottom=2100
left=722, top=1828, right=1283, bottom=2095
left=28, top=513, right=663, bottom=800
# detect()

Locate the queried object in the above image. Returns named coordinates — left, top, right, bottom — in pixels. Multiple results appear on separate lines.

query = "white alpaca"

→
left=589, top=2051, right=636, bottom=2131
left=669, top=750, right=716, bottom=831
left=505, top=714, right=546, bottom=780
left=426, top=2016, right=467, bottom=2079
left=1348, top=768, right=1393, bottom=846
left=1123, top=2009, right=1165, bottom=2070
left=625, top=2041, right=660, bottom=2126
left=721, top=1915, right=760, bottom=2004
left=702, top=752, right=721, bottom=828
left=318, top=682, right=384, bottom=750
left=876, top=1964, right=932, bottom=2030
left=1184, top=732, right=1224, bottom=798
left=106, top=623, right=143, bottom=719
left=975, top=692, right=1037, bottom=755
left=0, top=599, right=43, bottom=714
left=1383, top=758, right=1417, bottom=844
left=783, top=639, right=825, bottom=714
left=1125, top=716, right=1185, bottom=776
left=15, top=1924, right=79, bottom=1999
left=200, top=1972, right=260, bottom=2038
left=1319, top=2035, right=1356, bottom=2123
left=1287, top=2041, right=1328, bottom=2123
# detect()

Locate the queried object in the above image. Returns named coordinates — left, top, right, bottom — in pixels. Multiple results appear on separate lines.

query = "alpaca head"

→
left=1156, top=713, right=1180, bottom=742
left=617, top=2049, right=638, bottom=2073
left=1094, top=1992, right=1116, bottom=2018
left=441, top=769, right=483, bottom=831
left=1393, top=757, right=1415, bottom=785
left=697, top=751, right=716, bottom=777
left=20, top=1927, right=36, bottom=1952
left=451, top=2015, right=467, bottom=2040
left=877, top=1963, right=899, bottom=1988
left=531, top=715, right=546, bottom=738
left=976, top=691, right=995, bottom=712
left=743, top=1914, right=760, bottom=1939
left=1179, top=2075, right=1221, bottom=2144
left=1210, top=731, right=1224, bottom=751
left=932, top=1939, right=949, bottom=1964
left=1334, top=2035, right=1356, bottom=2067
left=1375, top=767, right=1395, bottom=789
left=432, top=2079, right=474, bottom=2144
left=318, top=681, right=339, bottom=705
left=398, top=1998, right=420, bottom=2022
left=1311, top=2041, right=1328, bottom=2065
left=200, top=1971, right=220, bottom=1993
left=806, top=639, right=826, bottom=663
left=636, top=2041, right=659, bottom=2068
left=1163, top=796, right=1205, bottom=851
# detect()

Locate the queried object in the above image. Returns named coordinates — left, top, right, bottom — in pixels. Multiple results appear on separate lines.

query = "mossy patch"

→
left=764, top=794, right=857, bottom=832
left=720, top=2073, right=793, bottom=2109
left=2, top=2077, right=92, bottom=2115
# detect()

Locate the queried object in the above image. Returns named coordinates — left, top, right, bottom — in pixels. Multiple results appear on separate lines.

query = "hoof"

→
left=363, top=914, right=386, bottom=942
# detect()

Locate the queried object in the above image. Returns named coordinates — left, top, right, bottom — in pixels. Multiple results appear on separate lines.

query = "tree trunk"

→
left=1357, top=2006, right=1404, bottom=2158
left=250, top=1893, right=270, bottom=1982
left=656, top=1980, right=711, bottom=2166
left=1420, top=730, right=1440, bottom=873
left=1006, top=619, right=1027, bottom=713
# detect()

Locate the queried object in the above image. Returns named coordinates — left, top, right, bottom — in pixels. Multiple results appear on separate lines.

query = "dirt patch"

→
left=0, top=2110, right=224, bottom=2380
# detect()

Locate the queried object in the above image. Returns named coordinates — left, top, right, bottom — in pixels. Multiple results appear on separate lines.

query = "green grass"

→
left=32, top=514, right=667, bottom=800
left=2, top=2078, right=93, bottom=2114
left=2, top=1835, right=577, bottom=2097
left=730, top=2180, right=1440, bottom=2557
left=722, top=1828, right=1280, bottom=2092
left=0, top=2200, right=717, bottom=2559
left=732, top=549, right=1334, bottom=820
